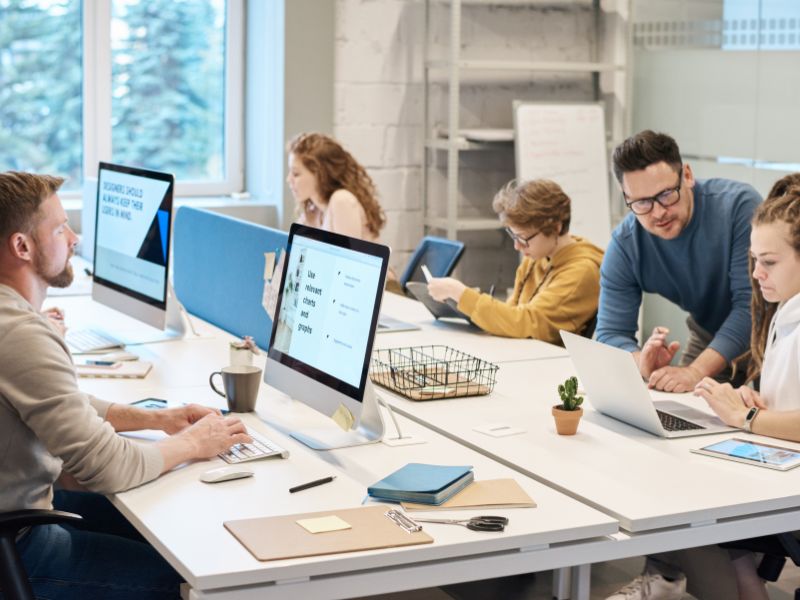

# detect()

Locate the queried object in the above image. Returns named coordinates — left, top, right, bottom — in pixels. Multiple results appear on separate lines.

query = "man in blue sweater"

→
left=597, top=130, right=760, bottom=394
left=599, top=133, right=761, bottom=600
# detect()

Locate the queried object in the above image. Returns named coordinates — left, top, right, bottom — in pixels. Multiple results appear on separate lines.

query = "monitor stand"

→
left=116, top=282, right=189, bottom=346
left=291, top=380, right=386, bottom=450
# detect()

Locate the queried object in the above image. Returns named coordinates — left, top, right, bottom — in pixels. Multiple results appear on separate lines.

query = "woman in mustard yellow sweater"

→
left=427, top=179, right=603, bottom=343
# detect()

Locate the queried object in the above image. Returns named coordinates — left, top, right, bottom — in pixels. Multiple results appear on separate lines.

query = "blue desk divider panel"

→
left=173, top=206, right=288, bottom=349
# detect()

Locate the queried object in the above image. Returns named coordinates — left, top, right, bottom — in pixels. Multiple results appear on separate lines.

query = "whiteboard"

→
left=514, top=102, right=611, bottom=247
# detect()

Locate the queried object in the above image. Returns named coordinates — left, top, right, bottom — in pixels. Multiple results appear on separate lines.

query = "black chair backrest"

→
left=581, top=312, right=598, bottom=339
left=400, top=236, right=465, bottom=292
left=0, top=509, right=81, bottom=600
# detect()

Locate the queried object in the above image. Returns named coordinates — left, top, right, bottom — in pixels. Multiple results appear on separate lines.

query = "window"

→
left=0, top=0, right=83, bottom=191
left=0, top=0, right=243, bottom=197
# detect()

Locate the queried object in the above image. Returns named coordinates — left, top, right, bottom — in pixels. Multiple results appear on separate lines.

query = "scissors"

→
left=411, top=515, right=508, bottom=532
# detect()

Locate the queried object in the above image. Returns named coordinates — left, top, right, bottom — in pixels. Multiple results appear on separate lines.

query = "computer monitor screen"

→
left=92, top=162, right=174, bottom=331
left=268, top=224, right=389, bottom=403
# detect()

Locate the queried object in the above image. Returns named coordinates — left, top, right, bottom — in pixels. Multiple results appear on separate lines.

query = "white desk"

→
left=61, top=295, right=617, bottom=600
left=377, top=292, right=567, bottom=363
left=381, top=355, right=800, bottom=563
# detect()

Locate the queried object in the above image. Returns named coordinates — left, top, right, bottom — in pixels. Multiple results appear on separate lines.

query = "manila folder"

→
left=224, top=505, right=433, bottom=561
left=402, top=478, right=536, bottom=511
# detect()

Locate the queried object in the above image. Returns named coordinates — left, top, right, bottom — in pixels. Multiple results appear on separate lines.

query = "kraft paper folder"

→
left=401, top=478, right=537, bottom=511
left=224, top=505, right=433, bottom=561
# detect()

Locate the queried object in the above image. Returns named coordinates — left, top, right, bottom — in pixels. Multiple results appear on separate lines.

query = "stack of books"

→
left=367, top=463, right=474, bottom=505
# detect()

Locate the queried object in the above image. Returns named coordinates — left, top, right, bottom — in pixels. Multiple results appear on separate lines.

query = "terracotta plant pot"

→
left=552, top=406, right=583, bottom=435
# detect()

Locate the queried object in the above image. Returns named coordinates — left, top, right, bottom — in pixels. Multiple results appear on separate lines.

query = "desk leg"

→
left=552, top=567, right=571, bottom=599
left=571, top=564, right=591, bottom=600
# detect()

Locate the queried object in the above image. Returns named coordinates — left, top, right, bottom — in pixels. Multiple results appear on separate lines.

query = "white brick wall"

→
left=333, top=0, right=596, bottom=290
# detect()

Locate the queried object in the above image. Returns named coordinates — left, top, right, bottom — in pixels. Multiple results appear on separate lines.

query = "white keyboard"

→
left=218, top=429, right=289, bottom=464
left=66, top=329, right=125, bottom=354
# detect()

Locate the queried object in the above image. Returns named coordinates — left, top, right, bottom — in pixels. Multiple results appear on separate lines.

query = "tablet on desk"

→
left=405, top=282, right=472, bottom=323
left=691, top=438, right=800, bottom=471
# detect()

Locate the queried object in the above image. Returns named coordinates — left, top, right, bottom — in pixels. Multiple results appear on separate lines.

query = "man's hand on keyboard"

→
left=159, top=404, right=222, bottom=434
left=175, top=414, right=252, bottom=459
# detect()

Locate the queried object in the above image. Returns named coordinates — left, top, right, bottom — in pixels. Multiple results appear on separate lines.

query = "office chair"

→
left=399, top=236, right=465, bottom=295
left=0, top=509, right=82, bottom=600
left=721, top=533, right=800, bottom=600
left=581, top=312, right=598, bottom=339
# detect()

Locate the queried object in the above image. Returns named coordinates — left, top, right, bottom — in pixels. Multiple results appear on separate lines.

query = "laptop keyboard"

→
left=218, top=429, right=289, bottom=464
left=66, top=329, right=124, bottom=353
left=656, top=410, right=705, bottom=432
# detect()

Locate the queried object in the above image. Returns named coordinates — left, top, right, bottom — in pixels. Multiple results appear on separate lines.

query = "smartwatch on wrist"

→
left=743, top=406, right=760, bottom=433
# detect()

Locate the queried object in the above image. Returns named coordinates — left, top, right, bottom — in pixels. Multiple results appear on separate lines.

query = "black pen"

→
left=289, top=475, right=336, bottom=493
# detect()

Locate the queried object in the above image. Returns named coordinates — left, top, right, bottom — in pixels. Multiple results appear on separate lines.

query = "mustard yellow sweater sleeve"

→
left=457, top=257, right=600, bottom=343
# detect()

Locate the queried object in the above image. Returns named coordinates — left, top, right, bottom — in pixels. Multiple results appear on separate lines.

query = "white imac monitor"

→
left=89, top=162, right=180, bottom=343
left=265, top=223, right=390, bottom=450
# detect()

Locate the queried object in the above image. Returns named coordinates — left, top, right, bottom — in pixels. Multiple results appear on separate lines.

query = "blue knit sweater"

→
left=596, top=178, right=761, bottom=362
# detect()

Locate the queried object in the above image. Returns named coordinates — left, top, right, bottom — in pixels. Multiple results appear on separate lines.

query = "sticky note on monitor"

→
left=332, top=403, right=355, bottom=431
left=296, top=515, right=352, bottom=534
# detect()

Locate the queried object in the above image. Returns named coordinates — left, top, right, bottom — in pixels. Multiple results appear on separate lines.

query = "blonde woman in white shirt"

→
left=695, top=173, right=800, bottom=600
left=696, top=175, right=800, bottom=439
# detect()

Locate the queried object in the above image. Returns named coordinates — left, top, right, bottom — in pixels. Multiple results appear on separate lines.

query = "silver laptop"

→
left=377, top=314, right=420, bottom=333
left=560, top=331, right=737, bottom=438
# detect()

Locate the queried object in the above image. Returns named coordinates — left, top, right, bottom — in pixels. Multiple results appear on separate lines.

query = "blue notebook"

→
left=368, top=463, right=474, bottom=505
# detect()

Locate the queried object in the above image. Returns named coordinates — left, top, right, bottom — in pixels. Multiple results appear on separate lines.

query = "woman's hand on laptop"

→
left=737, top=385, right=766, bottom=409
left=694, top=378, right=748, bottom=427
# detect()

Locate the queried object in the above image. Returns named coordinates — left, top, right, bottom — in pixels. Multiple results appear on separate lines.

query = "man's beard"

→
left=34, top=249, right=74, bottom=288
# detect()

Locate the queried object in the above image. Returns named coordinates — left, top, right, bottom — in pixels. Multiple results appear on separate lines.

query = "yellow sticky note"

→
left=331, top=403, right=355, bottom=431
left=297, top=515, right=351, bottom=534
left=263, top=252, right=276, bottom=281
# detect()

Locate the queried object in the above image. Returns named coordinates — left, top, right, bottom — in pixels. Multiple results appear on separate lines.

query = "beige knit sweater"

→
left=0, top=284, right=163, bottom=511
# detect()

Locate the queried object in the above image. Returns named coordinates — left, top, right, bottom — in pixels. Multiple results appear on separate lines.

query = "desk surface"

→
left=383, top=356, right=800, bottom=533
left=62, top=295, right=616, bottom=597
left=105, top=405, right=616, bottom=594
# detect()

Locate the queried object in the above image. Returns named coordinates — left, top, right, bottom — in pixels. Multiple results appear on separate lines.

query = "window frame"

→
left=76, top=0, right=244, bottom=200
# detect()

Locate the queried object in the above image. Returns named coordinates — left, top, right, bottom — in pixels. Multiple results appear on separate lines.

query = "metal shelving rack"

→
left=422, top=0, right=634, bottom=239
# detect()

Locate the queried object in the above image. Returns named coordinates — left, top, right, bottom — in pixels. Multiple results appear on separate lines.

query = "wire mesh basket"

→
left=370, top=345, right=499, bottom=401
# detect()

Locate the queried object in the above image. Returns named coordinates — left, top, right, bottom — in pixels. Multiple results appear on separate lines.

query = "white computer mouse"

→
left=199, top=466, right=254, bottom=484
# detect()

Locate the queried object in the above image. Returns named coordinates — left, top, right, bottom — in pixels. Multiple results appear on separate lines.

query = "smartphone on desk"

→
left=130, top=398, right=168, bottom=410
left=129, top=397, right=231, bottom=415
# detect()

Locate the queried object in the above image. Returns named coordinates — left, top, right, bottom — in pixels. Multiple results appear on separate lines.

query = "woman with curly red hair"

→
left=286, top=133, right=386, bottom=243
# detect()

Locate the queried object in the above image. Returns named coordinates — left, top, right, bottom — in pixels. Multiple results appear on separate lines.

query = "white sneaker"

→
left=606, top=572, right=687, bottom=600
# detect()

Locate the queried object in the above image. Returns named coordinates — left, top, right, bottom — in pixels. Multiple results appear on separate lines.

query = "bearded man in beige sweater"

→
left=0, top=171, right=251, bottom=599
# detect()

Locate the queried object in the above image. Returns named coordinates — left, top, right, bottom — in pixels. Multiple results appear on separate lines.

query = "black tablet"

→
left=405, top=282, right=472, bottom=323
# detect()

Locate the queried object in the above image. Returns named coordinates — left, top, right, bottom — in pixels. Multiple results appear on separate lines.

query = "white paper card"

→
left=473, top=423, right=526, bottom=438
